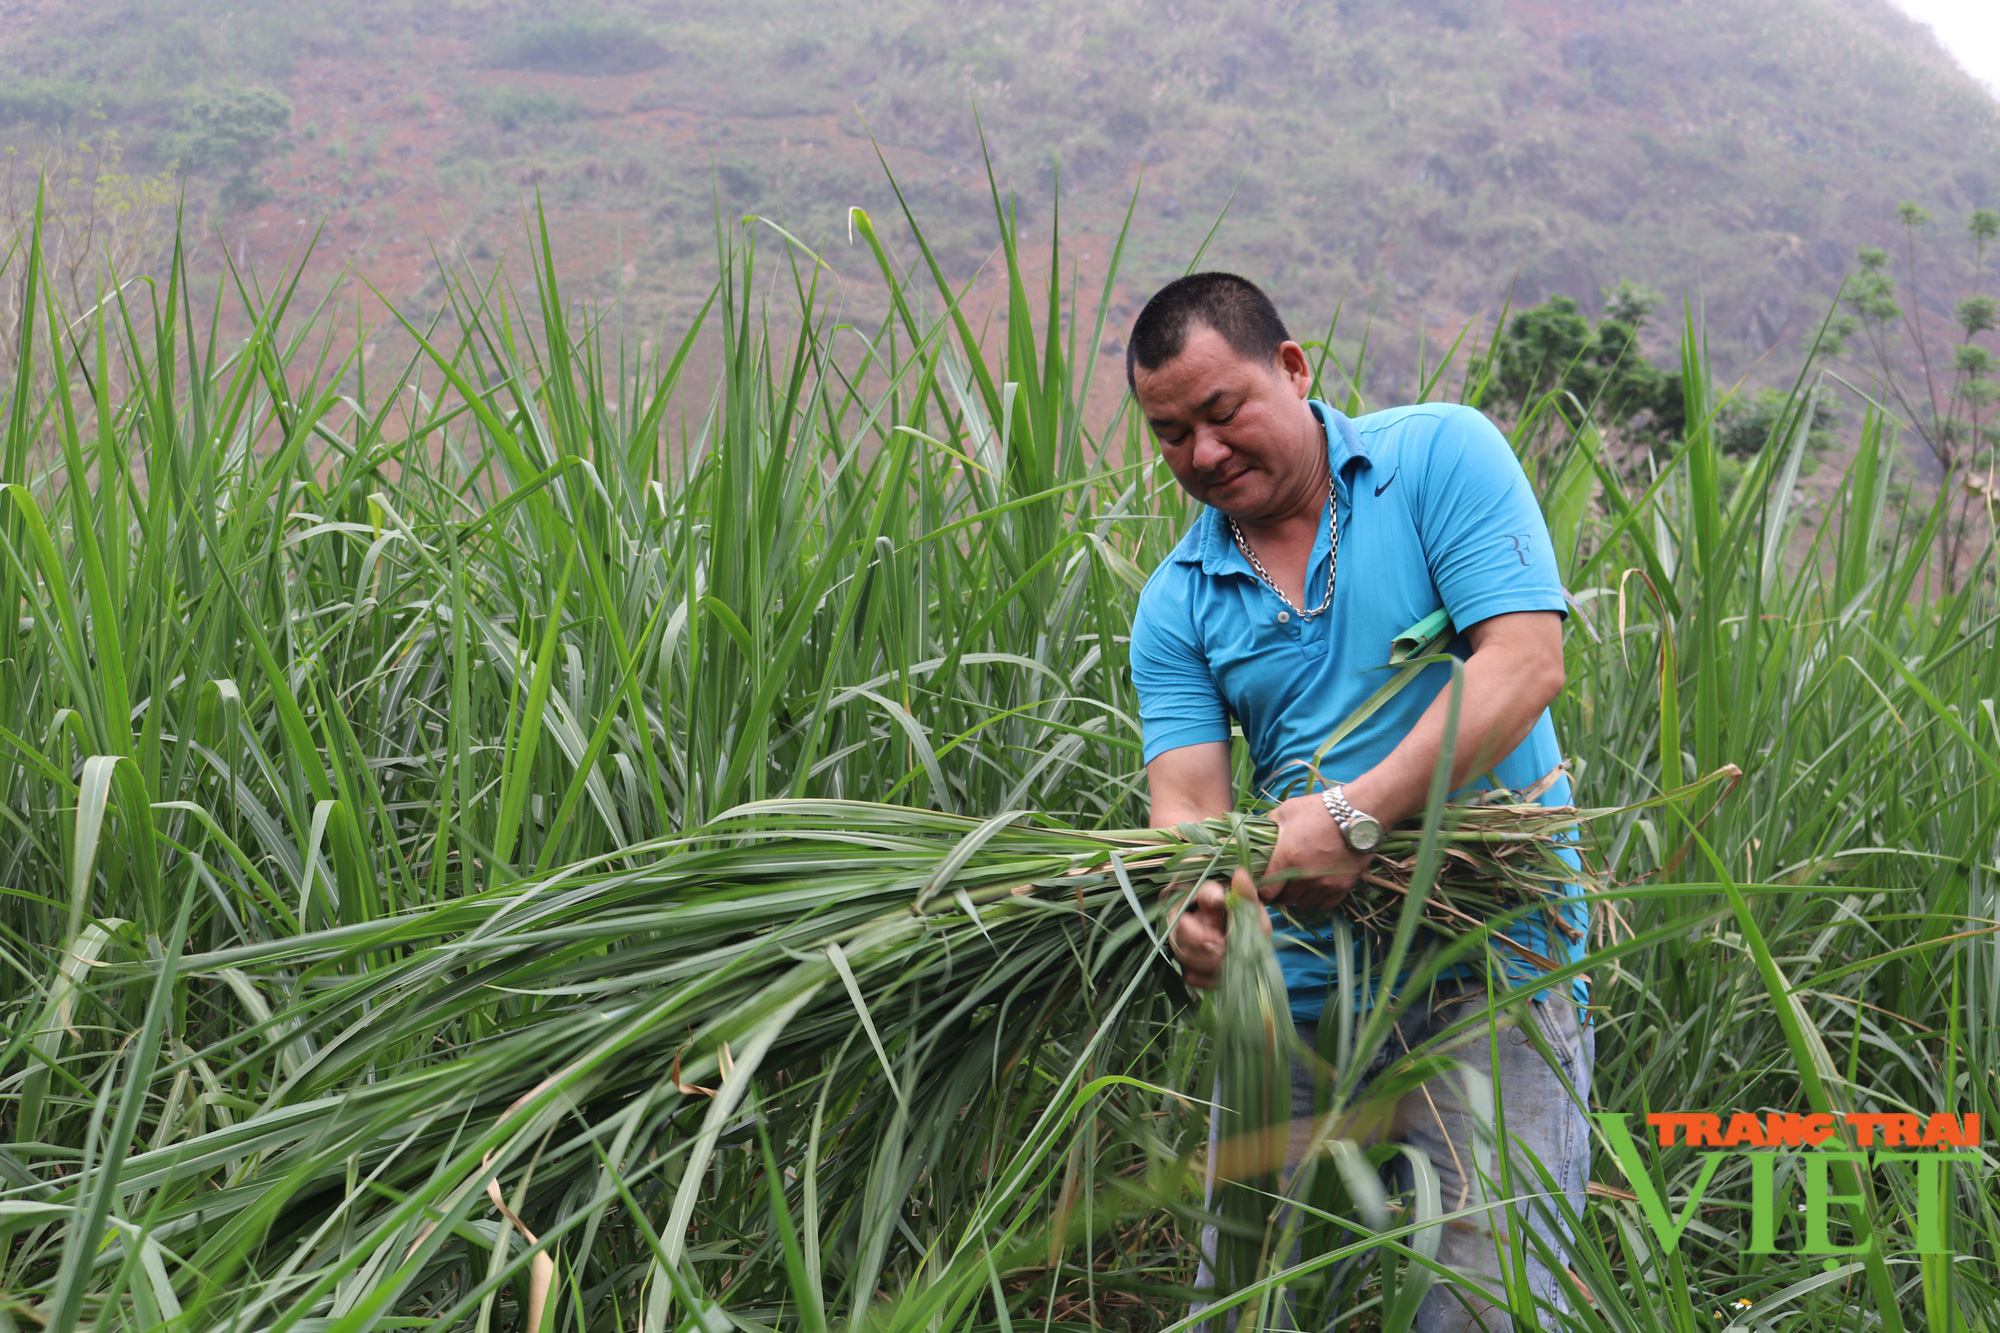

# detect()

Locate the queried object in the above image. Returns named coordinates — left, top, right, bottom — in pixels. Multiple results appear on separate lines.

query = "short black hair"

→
left=1125, top=272, right=1291, bottom=387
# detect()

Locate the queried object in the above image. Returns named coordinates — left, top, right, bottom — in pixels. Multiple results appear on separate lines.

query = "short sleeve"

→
left=1410, top=407, right=1567, bottom=631
left=1130, top=571, right=1231, bottom=764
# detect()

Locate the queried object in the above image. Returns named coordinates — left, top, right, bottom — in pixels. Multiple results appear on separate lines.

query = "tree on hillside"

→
left=1472, top=285, right=1838, bottom=517
left=1826, top=203, right=2000, bottom=586
left=173, top=87, right=291, bottom=212
left=1474, top=282, right=1684, bottom=441
left=0, top=131, right=178, bottom=368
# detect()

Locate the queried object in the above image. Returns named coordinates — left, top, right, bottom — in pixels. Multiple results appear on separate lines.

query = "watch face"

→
left=1345, top=816, right=1384, bottom=852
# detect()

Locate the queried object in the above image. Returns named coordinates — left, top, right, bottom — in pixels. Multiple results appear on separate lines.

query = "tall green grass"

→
left=0, top=171, right=1995, bottom=1332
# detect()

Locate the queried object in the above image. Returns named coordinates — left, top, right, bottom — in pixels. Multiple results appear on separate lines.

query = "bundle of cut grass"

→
left=1162, top=798, right=1597, bottom=954
left=5, top=795, right=1616, bottom=1331
left=1201, top=881, right=1302, bottom=1329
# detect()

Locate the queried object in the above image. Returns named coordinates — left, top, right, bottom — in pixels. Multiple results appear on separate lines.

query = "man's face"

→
left=1131, top=324, right=1318, bottom=522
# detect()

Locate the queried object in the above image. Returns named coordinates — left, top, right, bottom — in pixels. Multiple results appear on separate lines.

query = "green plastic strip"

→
left=1390, top=607, right=1453, bottom=663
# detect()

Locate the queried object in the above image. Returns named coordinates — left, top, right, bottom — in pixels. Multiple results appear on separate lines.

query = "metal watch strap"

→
left=1320, top=783, right=1370, bottom=840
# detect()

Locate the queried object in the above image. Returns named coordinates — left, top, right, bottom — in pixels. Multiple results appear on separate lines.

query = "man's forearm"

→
left=1341, top=630, right=1563, bottom=827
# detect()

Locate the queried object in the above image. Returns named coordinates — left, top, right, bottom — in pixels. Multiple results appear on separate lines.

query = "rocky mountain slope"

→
left=2, top=0, right=1996, bottom=388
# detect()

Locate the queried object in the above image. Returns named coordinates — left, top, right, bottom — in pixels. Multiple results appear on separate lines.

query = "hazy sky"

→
left=1890, top=0, right=2000, bottom=94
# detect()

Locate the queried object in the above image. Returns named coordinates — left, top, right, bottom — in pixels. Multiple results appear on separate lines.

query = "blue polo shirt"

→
left=1130, top=400, right=1585, bottom=1021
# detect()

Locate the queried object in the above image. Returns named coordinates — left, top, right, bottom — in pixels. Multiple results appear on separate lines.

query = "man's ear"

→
left=1276, top=340, right=1313, bottom=395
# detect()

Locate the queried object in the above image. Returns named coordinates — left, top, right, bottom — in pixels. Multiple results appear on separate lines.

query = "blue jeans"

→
left=1196, top=985, right=1594, bottom=1332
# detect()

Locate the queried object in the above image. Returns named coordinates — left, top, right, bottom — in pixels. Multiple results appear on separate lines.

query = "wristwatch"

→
left=1320, top=783, right=1384, bottom=852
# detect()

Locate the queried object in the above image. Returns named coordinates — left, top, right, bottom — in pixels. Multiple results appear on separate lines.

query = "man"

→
left=1125, top=272, right=1591, bottom=1332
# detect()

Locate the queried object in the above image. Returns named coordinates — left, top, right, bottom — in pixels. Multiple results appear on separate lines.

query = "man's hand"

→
left=1261, top=792, right=1371, bottom=913
left=1166, top=867, right=1270, bottom=990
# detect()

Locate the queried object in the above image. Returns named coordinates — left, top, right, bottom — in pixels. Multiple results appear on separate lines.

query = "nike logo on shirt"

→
left=1374, top=469, right=1399, bottom=497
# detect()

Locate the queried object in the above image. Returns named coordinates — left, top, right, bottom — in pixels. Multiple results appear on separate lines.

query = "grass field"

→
left=0, top=176, right=1996, bottom=1332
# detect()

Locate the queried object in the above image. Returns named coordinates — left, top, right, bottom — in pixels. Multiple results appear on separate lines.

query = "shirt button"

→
left=1276, top=611, right=1290, bottom=624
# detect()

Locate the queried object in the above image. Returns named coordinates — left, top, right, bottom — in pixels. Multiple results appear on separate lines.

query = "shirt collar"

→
left=1172, top=399, right=1371, bottom=571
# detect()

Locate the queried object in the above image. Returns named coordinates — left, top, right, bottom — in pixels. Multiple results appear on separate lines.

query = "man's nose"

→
left=1190, top=428, right=1232, bottom=472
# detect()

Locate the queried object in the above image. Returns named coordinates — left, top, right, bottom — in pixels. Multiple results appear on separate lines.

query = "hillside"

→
left=1, top=0, right=1997, bottom=390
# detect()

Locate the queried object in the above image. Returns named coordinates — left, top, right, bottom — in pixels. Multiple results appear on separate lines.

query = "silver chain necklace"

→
left=1229, top=474, right=1339, bottom=619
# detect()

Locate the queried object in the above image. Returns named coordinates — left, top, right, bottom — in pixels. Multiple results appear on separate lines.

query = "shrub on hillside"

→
left=0, top=78, right=92, bottom=127
left=1716, top=387, right=1839, bottom=465
left=173, top=87, right=291, bottom=173
left=469, top=86, right=585, bottom=133
left=481, top=15, right=669, bottom=76
left=1477, top=281, right=1684, bottom=438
